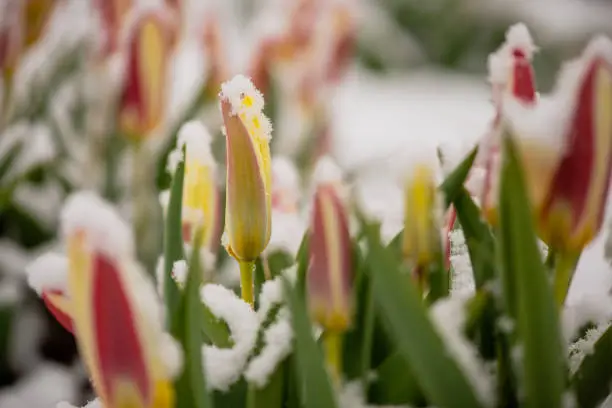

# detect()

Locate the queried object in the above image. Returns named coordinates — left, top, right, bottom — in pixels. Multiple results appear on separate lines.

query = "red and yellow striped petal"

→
left=119, top=10, right=176, bottom=140
left=540, top=56, right=612, bottom=251
left=23, top=0, right=55, bottom=49
left=42, top=290, right=74, bottom=333
left=0, top=1, right=23, bottom=84
left=67, top=232, right=171, bottom=407
left=221, top=99, right=270, bottom=262
left=308, top=184, right=353, bottom=332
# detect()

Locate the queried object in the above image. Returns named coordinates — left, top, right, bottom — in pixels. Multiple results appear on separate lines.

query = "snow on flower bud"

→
left=119, top=8, right=176, bottom=140
left=46, top=191, right=182, bottom=408
left=168, top=120, right=222, bottom=254
left=480, top=23, right=538, bottom=225
left=307, top=182, right=353, bottom=332
left=219, top=74, right=273, bottom=262
left=506, top=36, right=612, bottom=252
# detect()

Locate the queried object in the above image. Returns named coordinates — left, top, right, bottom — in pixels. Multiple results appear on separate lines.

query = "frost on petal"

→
left=60, top=191, right=135, bottom=261
left=200, top=284, right=259, bottom=391
left=563, top=294, right=612, bottom=343
left=488, top=23, right=537, bottom=86
left=430, top=296, right=495, bottom=406
left=244, top=309, right=293, bottom=388
left=220, top=74, right=265, bottom=117
left=167, top=120, right=216, bottom=175
left=26, top=253, right=69, bottom=296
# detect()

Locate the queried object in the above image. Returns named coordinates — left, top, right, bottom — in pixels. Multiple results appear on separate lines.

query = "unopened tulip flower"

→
left=307, top=181, right=353, bottom=384
left=201, top=16, right=228, bottom=100
left=402, top=160, right=444, bottom=292
left=480, top=23, right=538, bottom=225
left=503, top=36, right=612, bottom=304
left=23, top=0, right=55, bottom=48
left=1, top=1, right=23, bottom=92
left=219, top=75, right=273, bottom=306
left=27, top=192, right=182, bottom=407
left=167, top=120, right=222, bottom=255
left=119, top=8, right=176, bottom=140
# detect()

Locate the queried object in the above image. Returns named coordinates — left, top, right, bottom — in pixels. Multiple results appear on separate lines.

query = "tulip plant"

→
left=21, top=21, right=612, bottom=408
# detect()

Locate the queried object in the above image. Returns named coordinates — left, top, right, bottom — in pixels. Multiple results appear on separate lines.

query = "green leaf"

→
left=0, top=141, right=23, bottom=183
left=368, top=351, right=425, bottom=406
left=283, top=277, right=338, bottom=408
left=164, top=149, right=186, bottom=329
left=201, top=303, right=232, bottom=348
left=363, top=222, right=485, bottom=408
left=439, top=146, right=478, bottom=209
left=572, top=325, right=612, bottom=408
left=247, top=360, right=285, bottom=408
left=498, top=136, right=564, bottom=408
left=254, top=257, right=266, bottom=309
left=175, top=230, right=213, bottom=408
left=295, top=232, right=310, bottom=296
left=452, top=188, right=496, bottom=288
left=266, top=250, right=294, bottom=277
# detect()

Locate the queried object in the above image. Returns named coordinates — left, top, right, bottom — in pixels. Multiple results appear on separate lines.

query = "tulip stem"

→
left=323, top=330, right=343, bottom=387
left=553, top=252, right=577, bottom=308
left=239, top=260, right=255, bottom=307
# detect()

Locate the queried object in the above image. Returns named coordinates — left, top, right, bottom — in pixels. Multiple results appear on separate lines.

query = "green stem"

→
left=324, top=330, right=343, bottom=388
left=239, top=260, right=255, bottom=307
left=553, top=252, right=577, bottom=308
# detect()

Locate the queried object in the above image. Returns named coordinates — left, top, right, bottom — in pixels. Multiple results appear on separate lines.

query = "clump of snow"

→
left=60, top=191, right=135, bottom=261
left=167, top=120, right=216, bottom=174
left=449, top=229, right=476, bottom=296
left=430, top=295, right=495, bottom=406
left=200, top=284, right=259, bottom=391
left=0, top=363, right=76, bottom=408
left=338, top=380, right=409, bottom=408
left=257, top=275, right=285, bottom=319
left=159, top=332, right=184, bottom=379
left=155, top=256, right=165, bottom=297
left=563, top=294, right=612, bottom=343
left=26, top=253, right=69, bottom=295
left=220, top=74, right=265, bottom=114
left=488, top=23, right=537, bottom=86
left=244, top=308, right=293, bottom=387
left=569, top=323, right=611, bottom=374
left=265, top=212, right=306, bottom=256
left=272, top=156, right=301, bottom=192
left=312, top=155, right=345, bottom=186
left=172, top=260, right=189, bottom=286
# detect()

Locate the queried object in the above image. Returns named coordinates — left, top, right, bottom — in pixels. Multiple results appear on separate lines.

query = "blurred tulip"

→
left=220, top=75, right=272, bottom=305
left=171, top=121, right=222, bottom=255
left=480, top=23, right=538, bottom=225
left=23, top=0, right=55, bottom=48
left=307, top=181, right=352, bottom=385
left=1, top=1, right=23, bottom=87
left=94, top=0, right=132, bottom=56
left=533, top=39, right=612, bottom=252
left=402, top=164, right=443, bottom=273
left=119, top=8, right=176, bottom=140
left=201, top=16, right=228, bottom=100
left=62, top=193, right=179, bottom=408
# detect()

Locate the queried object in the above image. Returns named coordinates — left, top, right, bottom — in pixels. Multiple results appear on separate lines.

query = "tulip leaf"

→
left=498, top=136, right=564, bottom=408
left=176, top=230, right=213, bottom=408
left=247, top=359, right=285, bottom=408
left=201, top=303, right=232, bottom=348
left=266, top=250, right=294, bottom=278
left=164, top=148, right=185, bottom=329
left=368, top=351, right=425, bottom=405
left=295, top=232, right=310, bottom=296
left=452, top=188, right=496, bottom=288
left=363, top=221, right=485, bottom=408
left=572, top=325, right=612, bottom=408
left=0, top=141, right=23, bottom=183
left=254, top=257, right=266, bottom=309
left=439, top=146, right=478, bottom=209
left=283, top=276, right=338, bottom=408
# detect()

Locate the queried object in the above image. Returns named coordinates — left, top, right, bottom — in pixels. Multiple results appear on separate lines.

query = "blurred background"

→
left=2, top=0, right=612, bottom=406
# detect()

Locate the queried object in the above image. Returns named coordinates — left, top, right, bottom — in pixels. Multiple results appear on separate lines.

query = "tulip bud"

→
left=201, top=16, right=228, bottom=100
left=168, top=120, right=222, bottom=254
left=308, top=184, right=353, bottom=332
left=1, top=1, right=23, bottom=86
left=23, top=0, right=55, bottom=48
left=402, top=163, right=443, bottom=270
left=219, top=74, right=273, bottom=263
left=480, top=23, right=538, bottom=225
left=534, top=37, right=612, bottom=251
left=119, top=9, right=176, bottom=140
left=59, top=192, right=180, bottom=407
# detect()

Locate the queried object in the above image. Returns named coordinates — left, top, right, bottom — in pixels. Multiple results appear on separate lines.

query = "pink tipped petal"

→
left=42, top=291, right=74, bottom=334
left=92, top=254, right=152, bottom=406
left=308, top=185, right=352, bottom=331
